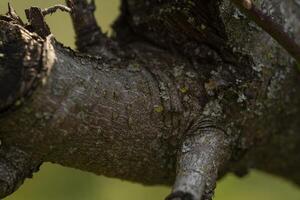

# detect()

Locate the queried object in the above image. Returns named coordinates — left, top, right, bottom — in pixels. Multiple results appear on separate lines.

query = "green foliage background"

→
left=0, top=1, right=299, bottom=199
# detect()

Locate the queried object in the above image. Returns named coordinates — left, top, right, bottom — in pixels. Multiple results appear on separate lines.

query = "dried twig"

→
left=41, top=4, right=71, bottom=16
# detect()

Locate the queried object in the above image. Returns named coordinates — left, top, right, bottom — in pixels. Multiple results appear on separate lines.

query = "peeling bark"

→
left=0, top=0, right=299, bottom=200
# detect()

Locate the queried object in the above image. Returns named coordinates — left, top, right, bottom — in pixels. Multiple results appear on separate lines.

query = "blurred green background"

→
left=0, top=0, right=300, bottom=199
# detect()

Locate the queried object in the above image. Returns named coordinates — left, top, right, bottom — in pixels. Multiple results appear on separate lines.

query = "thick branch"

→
left=0, top=13, right=207, bottom=197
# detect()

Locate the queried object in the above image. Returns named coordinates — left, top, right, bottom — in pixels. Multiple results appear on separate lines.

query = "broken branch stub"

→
left=166, top=122, right=231, bottom=200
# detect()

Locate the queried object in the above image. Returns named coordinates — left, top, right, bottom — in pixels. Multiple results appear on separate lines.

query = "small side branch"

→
left=231, top=0, right=300, bottom=64
left=66, top=0, right=106, bottom=52
left=166, top=126, right=231, bottom=200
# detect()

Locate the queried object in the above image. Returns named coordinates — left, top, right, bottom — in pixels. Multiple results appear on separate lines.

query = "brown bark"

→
left=0, top=0, right=299, bottom=200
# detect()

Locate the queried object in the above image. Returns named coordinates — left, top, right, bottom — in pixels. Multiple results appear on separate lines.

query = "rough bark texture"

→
left=0, top=0, right=299, bottom=199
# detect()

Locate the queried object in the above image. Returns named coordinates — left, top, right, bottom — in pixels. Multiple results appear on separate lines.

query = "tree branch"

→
left=65, top=0, right=109, bottom=53
left=166, top=125, right=231, bottom=200
left=0, top=11, right=209, bottom=198
left=0, top=1, right=300, bottom=200
left=231, top=0, right=300, bottom=64
left=0, top=146, right=41, bottom=198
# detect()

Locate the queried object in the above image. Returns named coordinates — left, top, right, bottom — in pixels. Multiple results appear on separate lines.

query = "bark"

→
left=0, top=0, right=299, bottom=199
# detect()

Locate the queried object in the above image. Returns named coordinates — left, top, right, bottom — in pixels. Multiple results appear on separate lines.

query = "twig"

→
left=41, top=4, right=71, bottom=16
left=231, top=0, right=300, bottom=64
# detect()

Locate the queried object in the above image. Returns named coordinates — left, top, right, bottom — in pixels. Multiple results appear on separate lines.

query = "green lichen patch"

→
left=154, top=105, right=164, bottom=113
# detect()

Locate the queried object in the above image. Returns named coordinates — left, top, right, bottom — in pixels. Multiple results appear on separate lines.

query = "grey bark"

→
left=0, top=0, right=299, bottom=200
